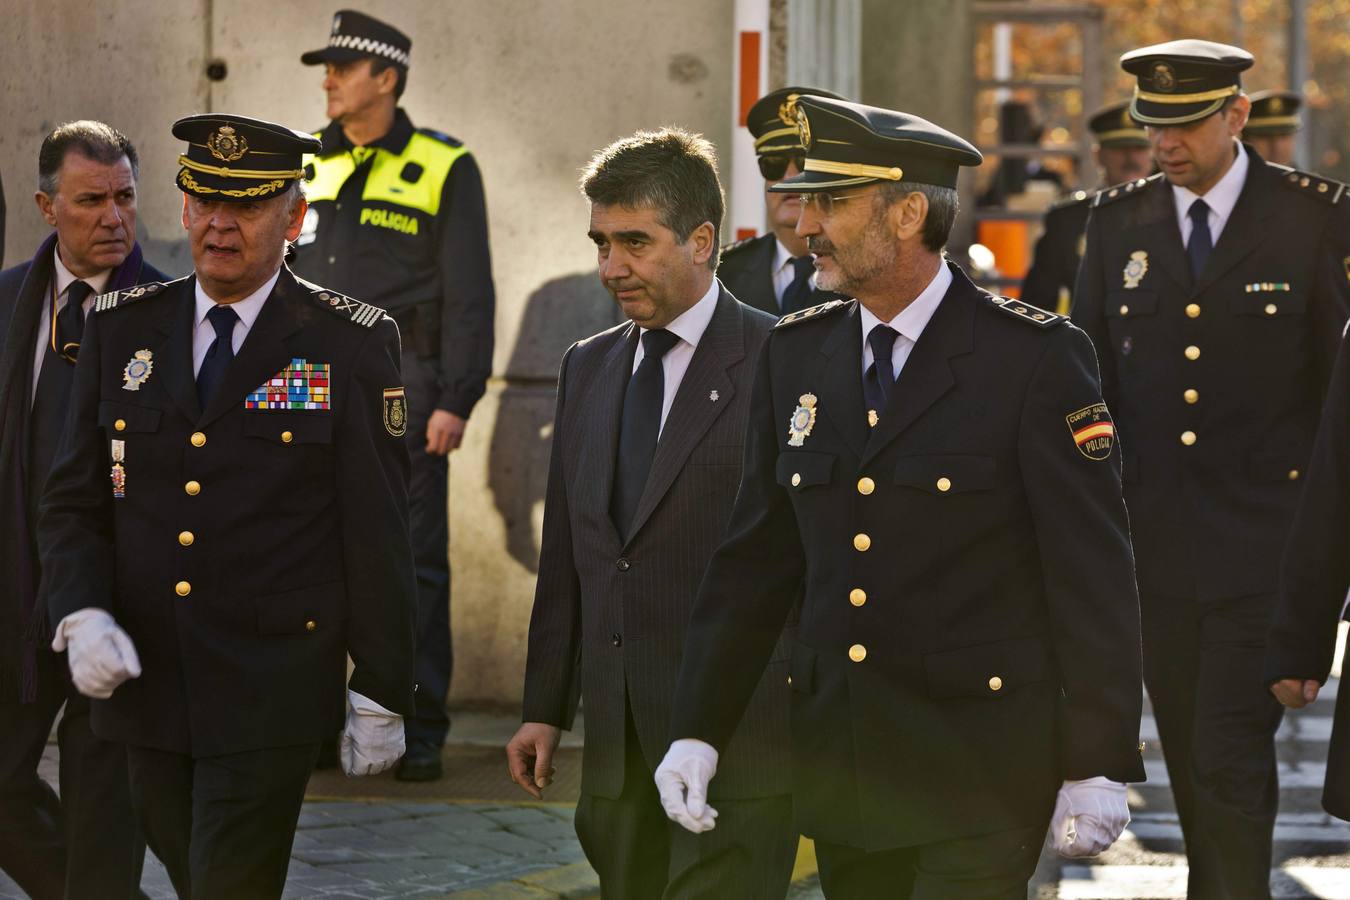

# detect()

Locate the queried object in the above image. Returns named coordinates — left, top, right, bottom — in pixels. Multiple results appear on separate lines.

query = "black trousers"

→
left=814, top=825, right=1044, bottom=899
left=1141, top=590, right=1284, bottom=900
left=125, top=743, right=318, bottom=900
left=402, top=350, right=453, bottom=753
left=573, top=702, right=797, bottom=900
left=0, top=645, right=145, bottom=900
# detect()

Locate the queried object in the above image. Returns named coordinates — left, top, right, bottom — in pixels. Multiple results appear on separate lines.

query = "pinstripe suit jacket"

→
left=522, top=286, right=791, bottom=800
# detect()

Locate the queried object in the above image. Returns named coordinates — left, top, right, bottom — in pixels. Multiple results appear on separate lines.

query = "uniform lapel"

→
left=816, top=300, right=868, bottom=459
left=1193, top=150, right=1274, bottom=294
left=860, top=264, right=975, bottom=467
left=576, top=322, right=637, bottom=549
left=757, top=237, right=780, bottom=315
left=154, top=280, right=203, bottom=423
left=1129, top=180, right=1192, bottom=294
left=623, top=291, right=740, bottom=544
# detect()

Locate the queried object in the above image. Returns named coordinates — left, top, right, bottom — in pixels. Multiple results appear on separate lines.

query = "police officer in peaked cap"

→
left=1243, top=89, right=1304, bottom=166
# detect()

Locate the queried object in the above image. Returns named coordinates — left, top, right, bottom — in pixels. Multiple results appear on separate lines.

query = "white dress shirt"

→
left=1173, top=141, right=1249, bottom=247
left=858, top=261, right=953, bottom=381
left=631, top=278, right=719, bottom=436
left=191, top=268, right=280, bottom=376
left=771, top=239, right=811, bottom=309
left=31, top=246, right=111, bottom=403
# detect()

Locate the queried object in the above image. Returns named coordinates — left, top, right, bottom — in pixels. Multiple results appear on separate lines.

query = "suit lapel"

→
left=153, top=280, right=203, bottom=422
left=1193, top=151, right=1273, bottom=294
left=816, top=300, right=868, bottom=460
left=197, top=271, right=303, bottom=428
left=624, top=291, right=741, bottom=544
left=861, top=264, right=975, bottom=467
left=575, top=322, right=636, bottom=547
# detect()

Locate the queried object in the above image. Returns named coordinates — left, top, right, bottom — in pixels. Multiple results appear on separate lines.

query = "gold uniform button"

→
left=853, top=533, right=871, bottom=552
left=281, top=431, right=294, bottom=444
left=1181, top=430, right=1197, bottom=446
left=1118, top=304, right=1129, bottom=316
left=178, top=531, right=194, bottom=547
left=857, top=477, right=875, bottom=495
left=988, top=676, right=1003, bottom=692
left=791, top=473, right=801, bottom=487
left=1185, top=303, right=1201, bottom=318
left=114, top=419, right=127, bottom=432
left=936, top=477, right=952, bottom=493
left=1184, top=345, right=1201, bottom=361
left=175, top=581, right=191, bottom=597
left=305, top=620, right=317, bottom=632
left=849, top=588, right=867, bottom=607
left=848, top=644, right=867, bottom=663
left=1265, top=303, right=1278, bottom=316
left=1288, top=469, right=1300, bottom=481
left=190, top=431, right=206, bottom=448
left=1184, top=388, right=1199, bottom=404
left=184, top=481, right=201, bottom=496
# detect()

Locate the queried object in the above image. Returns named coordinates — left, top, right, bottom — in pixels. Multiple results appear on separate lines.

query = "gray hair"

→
left=874, top=181, right=959, bottom=253
left=38, top=120, right=139, bottom=195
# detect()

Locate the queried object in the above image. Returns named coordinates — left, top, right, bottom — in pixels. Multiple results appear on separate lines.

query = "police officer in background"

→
left=37, top=113, right=417, bottom=900
left=295, top=9, right=496, bottom=781
left=1072, top=40, right=1350, bottom=896
left=1243, top=90, right=1303, bottom=167
left=1020, top=101, right=1153, bottom=314
left=718, top=86, right=845, bottom=316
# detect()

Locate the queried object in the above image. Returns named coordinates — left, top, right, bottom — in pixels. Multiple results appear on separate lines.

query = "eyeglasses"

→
left=758, top=153, right=805, bottom=181
left=796, top=190, right=872, bottom=216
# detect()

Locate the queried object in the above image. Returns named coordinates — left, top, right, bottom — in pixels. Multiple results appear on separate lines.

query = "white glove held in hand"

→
left=51, top=608, right=141, bottom=699
left=340, top=690, right=405, bottom=777
left=654, top=739, right=720, bottom=834
left=1046, top=776, right=1131, bottom=857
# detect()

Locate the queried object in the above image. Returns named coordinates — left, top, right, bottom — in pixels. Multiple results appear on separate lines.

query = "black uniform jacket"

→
left=669, top=263, right=1145, bottom=851
left=1021, top=193, right=1091, bottom=314
left=1072, top=146, right=1350, bottom=600
left=523, top=288, right=791, bottom=800
left=717, top=232, right=841, bottom=316
left=1267, top=323, right=1350, bottom=820
left=37, top=268, right=416, bottom=756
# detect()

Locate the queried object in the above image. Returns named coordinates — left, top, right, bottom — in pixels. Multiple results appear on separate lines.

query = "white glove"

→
left=654, top=739, right=720, bottom=833
left=340, top=690, right=405, bottom=777
left=1046, top=776, right=1131, bottom=857
left=51, top=608, right=141, bottom=699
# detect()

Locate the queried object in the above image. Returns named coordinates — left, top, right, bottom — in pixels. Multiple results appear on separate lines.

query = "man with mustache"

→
left=1072, top=40, right=1350, bottom=896
left=0, top=120, right=165, bottom=899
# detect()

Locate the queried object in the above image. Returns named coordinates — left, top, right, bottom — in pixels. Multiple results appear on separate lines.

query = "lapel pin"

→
left=709, top=390, right=719, bottom=402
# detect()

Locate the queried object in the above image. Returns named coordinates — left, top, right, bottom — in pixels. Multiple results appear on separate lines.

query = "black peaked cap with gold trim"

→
left=1088, top=101, right=1148, bottom=148
left=172, top=114, right=322, bottom=202
left=1121, top=39, right=1253, bottom=126
left=768, top=96, right=982, bottom=192
left=1244, top=90, right=1303, bottom=136
left=301, top=9, right=411, bottom=69
left=747, top=86, right=846, bottom=155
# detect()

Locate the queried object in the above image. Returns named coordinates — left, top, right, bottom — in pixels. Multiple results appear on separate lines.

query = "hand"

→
left=654, top=739, right=719, bottom=834
left=506, top=722, right=562, bottom=799
left=340, top=690, right=405, bottom=776
left=51, top=608, right=141, bottom=699
left=1271, top=678, right=1320, bottom=709
left=1046, top=776, right=1130, bottom=858
left=425, top=410, right=466, bottom=455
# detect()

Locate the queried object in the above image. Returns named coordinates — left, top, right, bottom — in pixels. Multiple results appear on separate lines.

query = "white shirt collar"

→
left=644, top=278, right=719, bottom=350
left=194, top=268, right=281, bottom=331
left=51, top=244, right=112, bottom=298
left=773, top=238, right=795, bottom=274
left=1172, top=140, right=1249, bottom=227
left=858, top=261, right=953, bottom=345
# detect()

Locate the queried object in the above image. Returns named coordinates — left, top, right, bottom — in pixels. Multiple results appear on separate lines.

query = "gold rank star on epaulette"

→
left=92, top=281, right=166, bottom=313
left=1272, top=166, right=1347, bottom=204
left=311, top=289, right=386, bottom=328
left=774, top=298, right=850, bottom=329
left=988, top=296, right=1064, bottom=328
left=1092, top=173, right=1163, bottom=208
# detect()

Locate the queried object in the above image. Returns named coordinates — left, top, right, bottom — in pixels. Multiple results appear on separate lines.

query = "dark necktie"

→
left=29, top=281, right=94, bottom=515
left=780, top=256, right=817, bottom=314
left=1186, top=198, right=1212, bottom=279
left=863, top=324, right=899, bottom=420
left=611, top=328, right=681, bottom=540
left=56, top=280, right=91, bottom=362
left=196, top=305, right=240, bottom=409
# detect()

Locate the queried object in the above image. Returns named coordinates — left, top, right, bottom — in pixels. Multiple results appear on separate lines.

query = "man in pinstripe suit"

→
left=506, top=128, right=797, bottom=899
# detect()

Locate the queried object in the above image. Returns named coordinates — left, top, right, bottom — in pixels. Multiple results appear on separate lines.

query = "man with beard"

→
left=655, top=96, right=1145, bottom=897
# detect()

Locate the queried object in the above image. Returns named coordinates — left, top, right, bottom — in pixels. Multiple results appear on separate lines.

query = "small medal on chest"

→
left=110, top=439, right=127, bottom=499
left=787, top=393, right=818, bottom=447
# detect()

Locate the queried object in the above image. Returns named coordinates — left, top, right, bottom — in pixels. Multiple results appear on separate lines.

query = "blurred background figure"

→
left=1244, top=89, right=1304, bottom=166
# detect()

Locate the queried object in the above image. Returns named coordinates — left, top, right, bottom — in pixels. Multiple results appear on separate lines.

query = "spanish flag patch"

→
left=1066, top=402, right=1115, bottom=461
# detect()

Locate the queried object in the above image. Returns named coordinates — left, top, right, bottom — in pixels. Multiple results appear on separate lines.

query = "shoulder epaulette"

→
left=987, top=295, right=1065, bottom=329
left=1092, top=173, right=1163, bottom=208
left=719, top=235, right=760, bottom=257
left=774, top=298, right=849, bottom=329
left=92, top=281, right=168, bottom=313
left=309, top=288, right=387, bottom=328
left=417, top=127, right=464, bottom=148
left=1271, top=165, right=1346, bottom=204
left=1050, top=189, right=1092, bottom=212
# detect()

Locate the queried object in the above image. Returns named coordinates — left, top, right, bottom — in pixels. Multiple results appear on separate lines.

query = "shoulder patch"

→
left=774, top=298, right=850, bottom=329
left=1093, top=173, right=1163, bottom=208
left=309, top=288, right=387, bottom=328
left=987, top=295, right=1065, bottom=329
left=92, top=281, right=167, bottom=314
left=417, top=127, right=464, bottom=148
left=1273, top=166, right=1346, bottom=204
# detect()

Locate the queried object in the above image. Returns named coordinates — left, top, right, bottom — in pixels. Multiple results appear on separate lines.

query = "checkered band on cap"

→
left=329, top=33, right=410, bottom=67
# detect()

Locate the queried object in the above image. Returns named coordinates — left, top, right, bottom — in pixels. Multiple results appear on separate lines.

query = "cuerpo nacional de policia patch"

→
left=1066, top=403, right=1116, bottom=461
left=383, top=388, right=408, bottom=437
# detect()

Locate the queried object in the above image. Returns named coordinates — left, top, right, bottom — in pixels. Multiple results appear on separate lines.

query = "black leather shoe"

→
left=395, top=748, right=443, bottom=782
